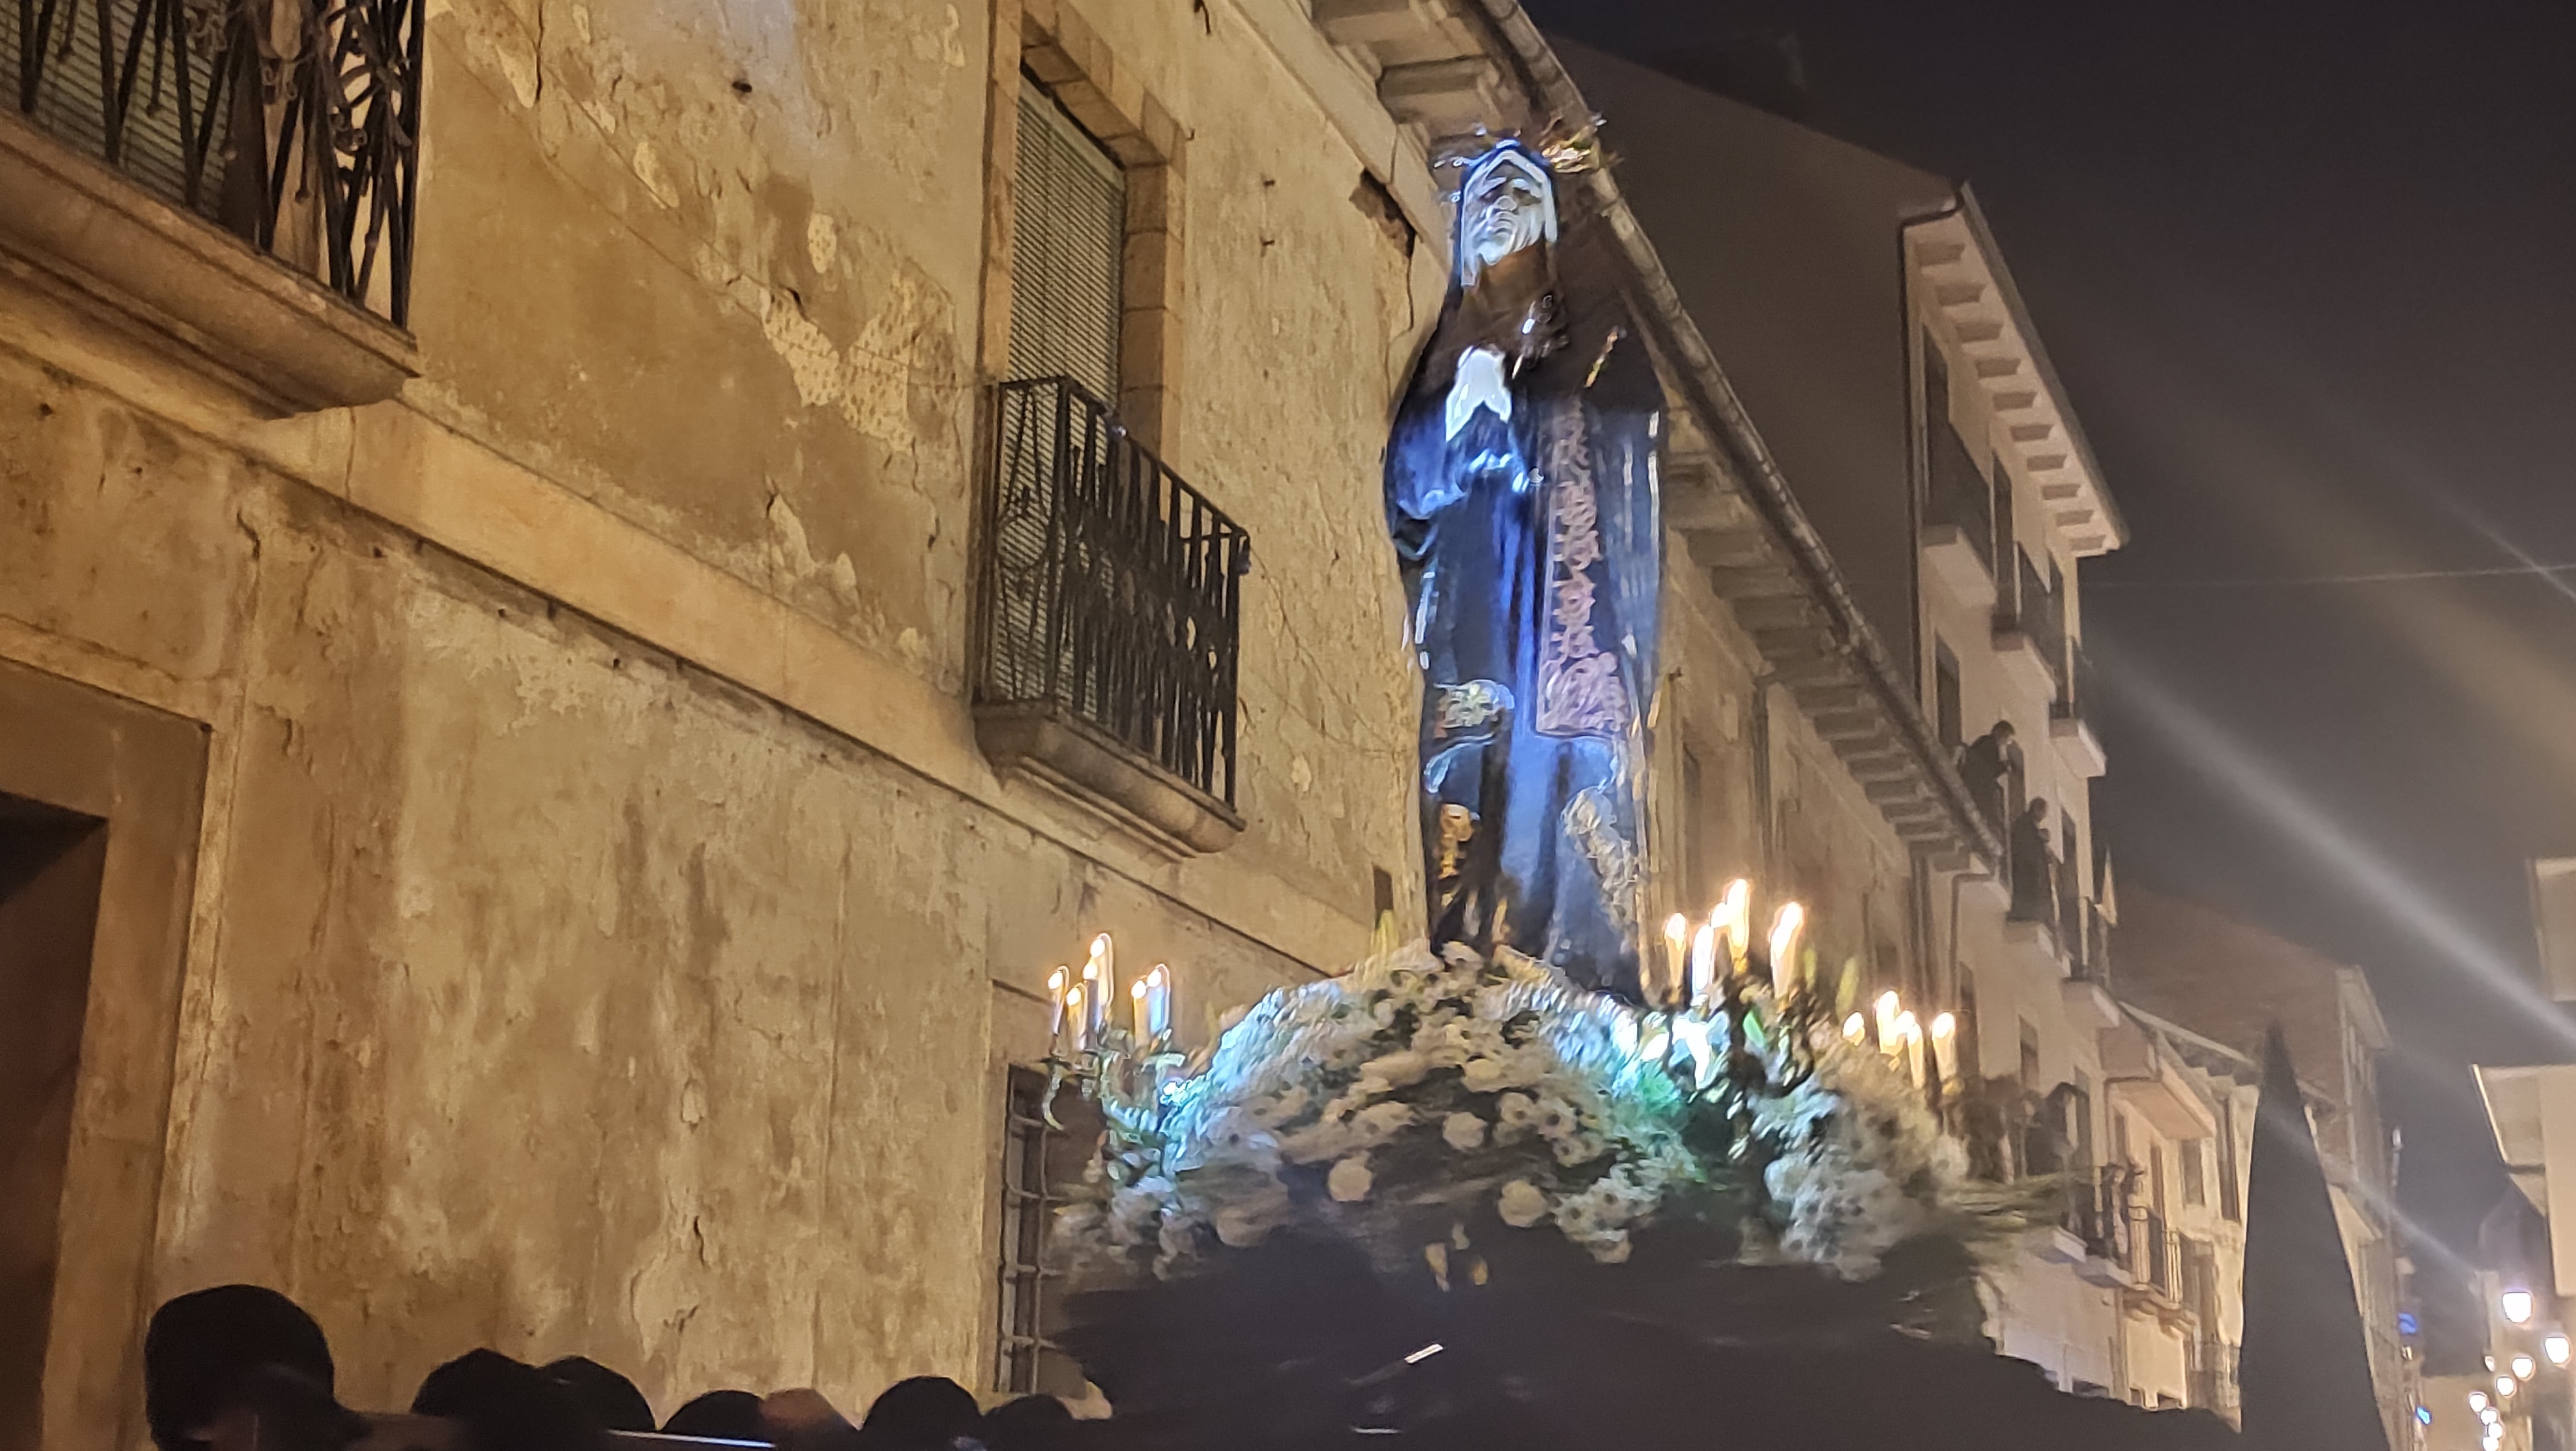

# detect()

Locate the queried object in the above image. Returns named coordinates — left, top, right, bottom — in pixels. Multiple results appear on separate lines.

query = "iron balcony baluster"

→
left=7, top=0, right=423, bottom=325
left=978, top=376, right=1248, bottom=807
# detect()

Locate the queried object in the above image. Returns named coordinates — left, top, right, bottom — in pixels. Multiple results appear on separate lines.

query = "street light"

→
left=2503, top=1288, right=2537, bottom=1325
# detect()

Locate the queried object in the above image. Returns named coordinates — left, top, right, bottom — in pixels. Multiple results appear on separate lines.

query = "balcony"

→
left=2065, top=1165, right=2138, bottom=1287
left=0, top=0, right=421, bottom=412
left=2127, top=1206, right=2181, bottom=1303
left=2105, top=1020, right=2218, bottom=1140
left=1992, top=553, right=2066, bottom=704
left=1923, top=418, right=1996, bottom=608
left=2052, top=645, right=2108, bottom=777
left=974, top=377, right=1250, bottom=855
left=2187, top=1341, right=2240, bottom=1421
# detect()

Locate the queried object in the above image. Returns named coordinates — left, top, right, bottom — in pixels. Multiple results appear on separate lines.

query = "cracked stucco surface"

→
left=0, top=0, right=1436, bottom=1421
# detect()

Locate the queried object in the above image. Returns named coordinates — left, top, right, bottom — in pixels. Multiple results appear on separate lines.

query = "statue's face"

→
left=1464, top=171, right=1547, bottom=274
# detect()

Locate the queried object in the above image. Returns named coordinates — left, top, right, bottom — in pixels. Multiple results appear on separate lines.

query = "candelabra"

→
left=1038, top=934, right=1182, bottom=1131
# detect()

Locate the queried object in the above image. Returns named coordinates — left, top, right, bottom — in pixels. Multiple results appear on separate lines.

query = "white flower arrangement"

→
left=1059, top=939, right=1980, bottom=1282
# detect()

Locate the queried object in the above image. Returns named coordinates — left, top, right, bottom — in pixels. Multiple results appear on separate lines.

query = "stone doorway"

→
left=0, top=658, right=207, bottom=1447
left=0, top=793, right=107, bottom=1449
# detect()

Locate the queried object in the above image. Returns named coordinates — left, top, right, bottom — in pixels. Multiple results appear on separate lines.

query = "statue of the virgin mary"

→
left=1384, top=142, right=1664, bottom=999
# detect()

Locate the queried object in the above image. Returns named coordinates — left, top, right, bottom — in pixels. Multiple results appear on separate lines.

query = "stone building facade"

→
left=2117, top=884, right=2406, bottom=1439
left=4, top=0, right=2155, bottom=1445
left=2, top=0, right=1488, bottom=1438
left=1549, top=38, right=2142, bottom=1400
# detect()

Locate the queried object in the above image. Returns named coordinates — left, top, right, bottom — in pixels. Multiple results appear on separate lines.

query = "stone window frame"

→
left=978, top=0, right=1187, bottom=450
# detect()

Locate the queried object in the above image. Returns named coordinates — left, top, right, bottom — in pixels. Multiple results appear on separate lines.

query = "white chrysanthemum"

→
left=1497, top=1179, right=1549, bottom=1228
left=1329, top=1156, right=1375, bottom=1203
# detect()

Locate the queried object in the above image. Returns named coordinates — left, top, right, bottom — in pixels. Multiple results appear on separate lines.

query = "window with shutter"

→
left=3, top=0, right=228, bottom=218
left=1008, top=79, right=1125, bottom=404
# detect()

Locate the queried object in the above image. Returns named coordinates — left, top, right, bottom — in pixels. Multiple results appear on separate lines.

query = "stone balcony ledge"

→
left=0, top=111, right=418, bottom=417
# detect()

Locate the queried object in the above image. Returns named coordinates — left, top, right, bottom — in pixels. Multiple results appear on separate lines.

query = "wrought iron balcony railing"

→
left=1927, top=417, right=1993, bottom=573
left=2054, top=641, right=2097, bottom=723
left=2187, top=1340, right=2240, bottom=1418
left=2061, top=1162, right=2135, bottom=1265
left=2007, top=552, right=2067, bottom=687
left=977, top=376, right=1248, bottom=809
left=2127, top=1206, right=2182, bottom=1300
left=6, top=0, right=423, bottom=325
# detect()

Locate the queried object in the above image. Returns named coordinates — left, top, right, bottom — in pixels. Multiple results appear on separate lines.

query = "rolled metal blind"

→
left=1008, top=79, right=1124, bottom=401
left=2, top=0, right=225, bottom=218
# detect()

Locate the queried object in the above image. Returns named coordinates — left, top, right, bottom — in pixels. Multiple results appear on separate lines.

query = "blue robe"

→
left=1387, top=313, right=1663, bottom=997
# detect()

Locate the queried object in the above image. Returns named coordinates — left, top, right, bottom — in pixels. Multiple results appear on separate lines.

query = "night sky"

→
left=1528, top=0, right=2576, bottom=1312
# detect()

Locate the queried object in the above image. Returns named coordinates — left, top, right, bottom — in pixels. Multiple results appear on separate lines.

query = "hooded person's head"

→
left=862, top=1377, right=985, bottom=1450
left=144, top=1285, right=339, bottom=1451
left=413, top=1348, right=607, bottom=1451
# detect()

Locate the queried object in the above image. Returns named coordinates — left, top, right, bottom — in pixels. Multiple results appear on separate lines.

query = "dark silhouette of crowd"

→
left=142, top=1283, right=1079, bottom=1451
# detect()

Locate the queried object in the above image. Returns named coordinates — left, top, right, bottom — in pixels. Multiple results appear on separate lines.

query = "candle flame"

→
left=1663, top=913, right=1690, bottom=945
left=1843, top=1012, right=1866, bottom=1043
left=1767, top=900, right=1804, bottom=961
left=1930, top=1012, right=1956, bottom=1040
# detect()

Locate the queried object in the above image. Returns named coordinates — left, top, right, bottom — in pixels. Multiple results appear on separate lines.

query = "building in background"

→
left=1549, top=37, right=2139, bottom=1400
left=2468, top=855, right=2576, bottom=1451
left=2109, top=1006, right=2260, bottom=1419
left=2118, top=884, right=2409, bottom=1443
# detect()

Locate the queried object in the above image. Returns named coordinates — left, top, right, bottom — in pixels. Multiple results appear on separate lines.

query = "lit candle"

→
left=1897, top=1012, right=1924, bottom=1087
left=1147, top=963, right=1172, bottom=1037
left=1875, top=990, right=1901, bottom=1054
left=1065, top=986, right=1088, bottom=1053
left=1767, top=902, right=1804, bottom=999
left=1719, top=880, right=1751, bottom=973
left=1930, top=1012, right=1959, bottom=1084
left=1842, top=1012, right=1867, bottom=1045
left=1690, top=924, right=1718, bottom=1009
left=1047, top=966, right=1071, bottom=1054
left=1084, top=934, right=1113, bottom=1039
left=1661, top=914, right=1690, bottom=1009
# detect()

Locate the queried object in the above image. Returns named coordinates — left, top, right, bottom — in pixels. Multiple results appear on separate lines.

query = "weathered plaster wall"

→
left=0, top=348, right=1341, bottom=1419
left=413, top=0, right=1426, bottom=930
left=2, top=0, right=1442, bottom=1430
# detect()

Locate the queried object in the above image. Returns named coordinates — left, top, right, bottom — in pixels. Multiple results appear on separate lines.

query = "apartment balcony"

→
left=1991, top=621, right=2057, bottom=703
left=2065, top=1166, right=2139, bottom=1288
left=2105, top=1020, right=2219, bottom=1140
left=1922, top=434, right=1997, bottom=611
left=2126, top=1207, right=2182, bottom=1304
left=2002, top=913, right=2063, bottom=968
left=1, top=0, right=422, bottom=412
left=2051, top=644, right=2108, bottom=777
left=2187, top=1341, right=2241, bottom=1422
left=974, top=377, right=1250, bottom=856
left=1993, top=553, right=2067, bottom=705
